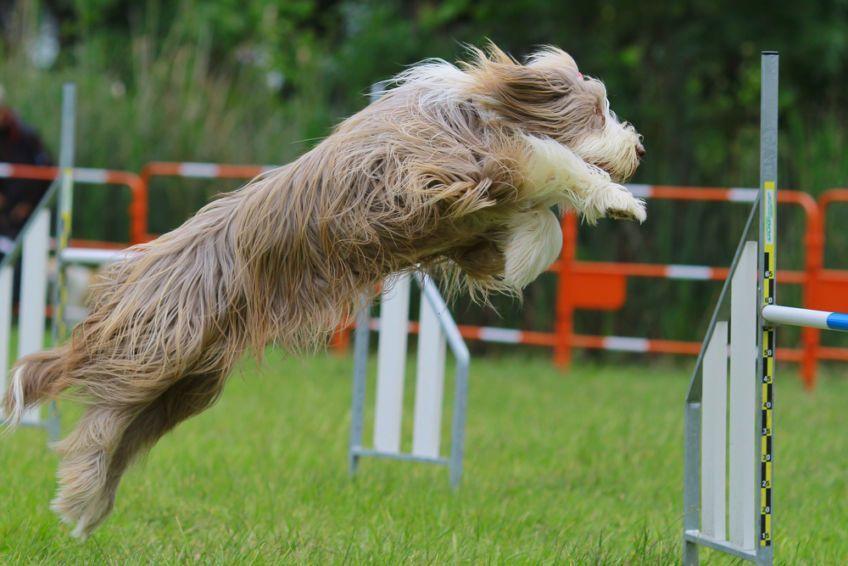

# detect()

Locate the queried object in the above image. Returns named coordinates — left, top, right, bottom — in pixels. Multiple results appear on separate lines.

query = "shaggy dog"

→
left=3, top=44, right=645, bottom=537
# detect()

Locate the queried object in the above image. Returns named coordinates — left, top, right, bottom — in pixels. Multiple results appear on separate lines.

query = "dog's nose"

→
left=635, top=142, right=646, bottom=159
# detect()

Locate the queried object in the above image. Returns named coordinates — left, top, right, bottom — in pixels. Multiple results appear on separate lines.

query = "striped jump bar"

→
left=627, top=184, right=758, bottom=202
left=0, top=164, right=130, bottom=185
left=175, top=162, right=278, bottom=178
left=763, top=305, right=848, bottom=332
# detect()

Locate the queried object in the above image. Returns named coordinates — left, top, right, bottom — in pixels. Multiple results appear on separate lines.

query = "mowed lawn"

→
left=2, top=351, right=848, bottom=564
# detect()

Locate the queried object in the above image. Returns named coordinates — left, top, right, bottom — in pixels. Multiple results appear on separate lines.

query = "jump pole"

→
left=683, top=51, right=848, bottom=565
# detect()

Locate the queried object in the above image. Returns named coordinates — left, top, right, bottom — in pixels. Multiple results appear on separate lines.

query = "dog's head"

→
left=465, top=44, right=644, bottom=183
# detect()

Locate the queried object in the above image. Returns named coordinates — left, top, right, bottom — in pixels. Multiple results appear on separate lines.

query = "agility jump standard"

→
left=347, top=83, right=469, bottom=487
left=348, top=272, right=470, bottom=487
left=0, top=84, right=77, bottom=439
left=683, top=52, right=848, bottom=565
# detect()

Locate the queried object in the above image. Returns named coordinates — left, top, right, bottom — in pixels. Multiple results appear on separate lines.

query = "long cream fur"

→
left=3, top=43, right=645, bottom=537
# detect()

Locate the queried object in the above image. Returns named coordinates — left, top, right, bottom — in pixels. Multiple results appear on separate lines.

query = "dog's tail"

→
left=2, top=346, right=69, bottom=426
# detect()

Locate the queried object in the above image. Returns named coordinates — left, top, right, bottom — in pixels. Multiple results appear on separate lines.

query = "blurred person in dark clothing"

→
left=0, top=85, right=53, bottom=250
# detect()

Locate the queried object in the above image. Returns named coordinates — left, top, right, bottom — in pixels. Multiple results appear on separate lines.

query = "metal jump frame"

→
left=346, top=82, right=469, bottom=487
left=0, top=83, right=76, bottom=440
left=348, top=272, right=470, bottom=487
left=683, top=52, right=848, bottom=564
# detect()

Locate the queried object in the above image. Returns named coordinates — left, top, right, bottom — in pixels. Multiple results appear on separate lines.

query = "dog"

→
left=3, top=43, right=645, bottom=538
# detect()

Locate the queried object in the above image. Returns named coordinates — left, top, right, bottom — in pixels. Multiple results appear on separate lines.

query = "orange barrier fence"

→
left=136, top=162, right=274, bottom=243
left=808, top=189, right=848, bottom=382
left=5, top=160, right=848, bottom=386
left=0, top=163, right=144, bottom=244
left=353, top=183, right=831, bottom=387
left=558, top=185, right=825, bottom=388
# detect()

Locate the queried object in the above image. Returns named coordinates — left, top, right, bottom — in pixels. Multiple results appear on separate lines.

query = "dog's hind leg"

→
left=52, top=373, right=226, bottom=538
left=50, top=401, right=145, bottom=537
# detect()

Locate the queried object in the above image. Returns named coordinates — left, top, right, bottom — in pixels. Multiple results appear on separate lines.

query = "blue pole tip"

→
left=826, top=312, right=848, bottom=331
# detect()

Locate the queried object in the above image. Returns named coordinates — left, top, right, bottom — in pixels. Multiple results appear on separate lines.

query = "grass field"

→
left=2, top=352, right=847, bottom=564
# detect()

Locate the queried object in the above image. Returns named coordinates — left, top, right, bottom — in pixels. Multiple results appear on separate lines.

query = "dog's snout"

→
left=635, top=142, right=646, bottom=159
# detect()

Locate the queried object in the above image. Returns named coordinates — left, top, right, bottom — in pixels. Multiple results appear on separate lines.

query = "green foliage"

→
left=4, top=0, right=848, bottom=345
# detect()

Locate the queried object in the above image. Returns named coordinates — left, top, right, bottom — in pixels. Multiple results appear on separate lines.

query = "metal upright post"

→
left=349, top=82, right=385, bottom=475
left=52, top=83, right=76, bottom=346
left=47, top=83, right=76, bottom=442
left=755, top=51, right=778, bottom=565
left=683, top=400, right=702, bottom=565
left=349, top=296, right=370, bottom=476
left=415, top=273, right=470, bottom=488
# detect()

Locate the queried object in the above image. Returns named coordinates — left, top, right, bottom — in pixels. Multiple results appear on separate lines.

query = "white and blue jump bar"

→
left=763, top=305, right=848, bottom=332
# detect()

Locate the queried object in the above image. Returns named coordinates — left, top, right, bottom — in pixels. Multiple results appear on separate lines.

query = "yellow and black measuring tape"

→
left=760, top=179, right=776, bottom=547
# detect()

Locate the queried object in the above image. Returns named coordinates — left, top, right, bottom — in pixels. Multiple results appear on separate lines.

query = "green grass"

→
left=2, top=352, right=847, bottom=563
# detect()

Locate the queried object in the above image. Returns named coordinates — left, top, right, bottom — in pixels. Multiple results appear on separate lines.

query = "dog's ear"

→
left=464, top=43, right=572, bottom=105
left=462, top=43, right=603, bottom=141
left=462, top=43, right=584, bottom=136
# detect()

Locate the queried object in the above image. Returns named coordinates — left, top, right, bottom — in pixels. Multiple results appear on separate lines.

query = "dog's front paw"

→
left=588, top=184, right=646, bottom=224
left=607, top=198, right=646, bottom=222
